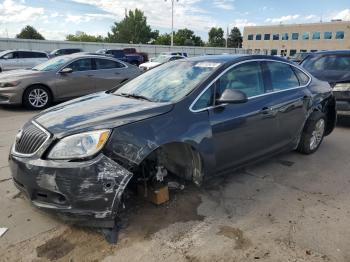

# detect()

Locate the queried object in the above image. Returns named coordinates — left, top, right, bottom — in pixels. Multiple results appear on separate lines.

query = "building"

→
left=243, top=20, right=350, bottom=57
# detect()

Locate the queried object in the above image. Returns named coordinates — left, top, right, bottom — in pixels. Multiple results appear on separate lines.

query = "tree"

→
left=173, top=28, right=203, bottom=46
left=16, top=25, right=45, bottom=40
left=154, top=33, right=171, bottom=45
left=66, top=32, right=105, bottom=42
left=227, top=27, right=243, bottom=48
left=107, top=9, right=158, bottom=44
left=154, top=29, right=203, bottom=46
left=208, top=27, right=225, bottom=47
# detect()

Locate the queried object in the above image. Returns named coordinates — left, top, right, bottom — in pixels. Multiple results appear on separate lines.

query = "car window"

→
left=217, top=62, right=264, bottom=98
left=303, top=55, right=350, bottom=71
left=266, top=61, right=300, bottom=91
left=35, top=52, right=48, bottom=58
left=3, top=52, right=17, bottom=59
left=114, top=60, right=219, bottom=103
left=192, top=84, right=214, bottom=111
left=95, top=58, right=125, bottom=69
left=292, top=67, right=310, bottom=86
left=66, top=58, right=93, bottom=72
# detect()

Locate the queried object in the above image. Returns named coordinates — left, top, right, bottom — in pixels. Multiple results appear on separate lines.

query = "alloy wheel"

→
left=28, top=88, right=49, bottom=108
left=309, top=118, right=325, bottom=150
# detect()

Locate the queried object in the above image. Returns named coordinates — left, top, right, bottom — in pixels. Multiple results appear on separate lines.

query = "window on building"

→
left=310, top=50, right=318, bottom=53
left=300, top=49, right=307, bottom=53
left=248, top=34, right=254, bottom=40
left=289, top=49, right=297, bottom=56
left=324, top=32, right=332, bottom=39
left=312, top=32, right=321, bottom=40
left=273, top=33, right=279, bottom=40
left=292, top=33, right=299, bottom=40
left=336, top=31, right=345, bottom=39
left=264, top=34, right=270, bottom=40
left=271, top=49, right=278, bottom=55
left=302, top=32, right=309, bottom=40
left=282, top=33, right=289, bottom=40
left=256, top=34, right=262, bottom=40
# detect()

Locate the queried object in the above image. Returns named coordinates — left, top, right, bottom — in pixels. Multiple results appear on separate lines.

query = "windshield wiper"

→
left=117, top=93, right=153, bottom=102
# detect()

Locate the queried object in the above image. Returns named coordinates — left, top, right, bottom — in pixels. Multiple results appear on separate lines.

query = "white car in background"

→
left=0, top=50, right=49, bottom=72
left=139, top=55, right=185, bottom=71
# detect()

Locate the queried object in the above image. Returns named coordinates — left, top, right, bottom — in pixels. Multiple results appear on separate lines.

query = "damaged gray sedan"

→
left=9, top=55, right=336, bottom=227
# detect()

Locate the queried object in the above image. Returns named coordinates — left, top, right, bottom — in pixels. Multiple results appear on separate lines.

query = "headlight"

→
left=47, top=130, right=110, bottom=160
left=333, top=83, right=350, bottom=92
left=0, top=81, right=21, bottom=88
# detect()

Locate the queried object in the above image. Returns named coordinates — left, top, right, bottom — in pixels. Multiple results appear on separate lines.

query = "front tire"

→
left=297, top=111, right=326, bottom=154
left=23, top=85, right=52, bottom=110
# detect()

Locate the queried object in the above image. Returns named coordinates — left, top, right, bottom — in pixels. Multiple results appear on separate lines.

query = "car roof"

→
left=311, top=50, right=350, bottom=55
left=2, top=49, right=47, bottom=53
left=59, top=53, right=122, bottom=60
left=186, top=54, right=290, bottom=64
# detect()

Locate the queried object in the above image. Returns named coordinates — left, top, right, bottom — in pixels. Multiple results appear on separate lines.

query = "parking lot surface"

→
left=0, top=106, right=350, bottom=262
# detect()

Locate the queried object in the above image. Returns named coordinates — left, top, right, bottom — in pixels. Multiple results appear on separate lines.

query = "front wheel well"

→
left=135, top=142, right=204, bottom=186
left=22, top=84, right=53, bottom=104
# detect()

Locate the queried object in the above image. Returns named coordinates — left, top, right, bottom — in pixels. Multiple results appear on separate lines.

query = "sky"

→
left=0, top=0, right=349, bottom=41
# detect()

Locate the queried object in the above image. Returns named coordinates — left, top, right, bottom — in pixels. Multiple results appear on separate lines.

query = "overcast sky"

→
left=0, top=0, right=349, bottom=41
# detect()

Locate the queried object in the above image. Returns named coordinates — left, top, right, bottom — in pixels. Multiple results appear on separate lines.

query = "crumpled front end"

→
left=9, top=153, right=132, bottom=227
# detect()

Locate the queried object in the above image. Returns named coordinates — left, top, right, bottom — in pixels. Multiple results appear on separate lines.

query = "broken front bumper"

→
left=9, top=153, right=132, bottom=227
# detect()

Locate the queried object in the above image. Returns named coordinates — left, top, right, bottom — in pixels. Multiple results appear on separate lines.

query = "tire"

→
left=23, top=85, right=52, bottom=110
left=297, top=111, right=327, bottom=154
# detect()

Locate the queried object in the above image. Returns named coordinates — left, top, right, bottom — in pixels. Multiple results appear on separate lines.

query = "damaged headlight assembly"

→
left=47, top=130, right=110, bottom=160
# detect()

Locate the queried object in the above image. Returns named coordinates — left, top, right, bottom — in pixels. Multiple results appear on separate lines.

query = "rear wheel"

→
left=297, top=111, right=326, bottom=154
left=23, top=85, right=52, bottom=110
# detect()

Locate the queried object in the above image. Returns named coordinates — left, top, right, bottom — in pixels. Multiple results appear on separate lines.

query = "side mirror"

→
left=216, top=89, right=248, bottom=104
left=60, top=68, right=73, bottom=74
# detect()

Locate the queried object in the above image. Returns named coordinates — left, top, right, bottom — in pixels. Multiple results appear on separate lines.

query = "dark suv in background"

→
left=301, top=50, right=350, bottom=114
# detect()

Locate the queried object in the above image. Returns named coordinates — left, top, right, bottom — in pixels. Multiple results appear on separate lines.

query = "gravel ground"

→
left=1, top=106, right=350, bottom=262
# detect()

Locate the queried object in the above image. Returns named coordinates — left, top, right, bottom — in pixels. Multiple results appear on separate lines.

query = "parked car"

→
left=289, top=52, right=311, bottom=64
left=0, top=53, right=141, bottom=109
left=301, top=50, right=350, bottom=114
left=96, top=49, right=127, bottom=62
left=161, top=52, right=188, bottom=57
left=0, top=50, right=49, bottom=72
left=123, top=48, right=148, bottom=65
left=8, top=55, right=336, bottom=227
left=49, top=48, right=83, bottom=58
left=139, top=55, right=185, bottom=71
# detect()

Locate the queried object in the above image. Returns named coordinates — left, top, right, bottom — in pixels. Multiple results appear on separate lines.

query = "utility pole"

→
left=165, top=0, right=178, bottom=46
left=226, top=26, right=229, bottom=48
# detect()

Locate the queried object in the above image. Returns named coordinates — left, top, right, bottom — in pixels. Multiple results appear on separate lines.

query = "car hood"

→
left=0, top=69, right=45, bottom=79
left=139, top=62, right=161, bottom=68
left=34, top=92, right=174, bottom=137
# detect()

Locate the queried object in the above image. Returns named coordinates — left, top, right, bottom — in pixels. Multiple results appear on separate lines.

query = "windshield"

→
left=0, top=50, right=9, bottom=58
left=114, top=60, right=220, bottom=103
left=153, top=55, right=170, bottom=63
left=32, top=56, right=71, bottom=71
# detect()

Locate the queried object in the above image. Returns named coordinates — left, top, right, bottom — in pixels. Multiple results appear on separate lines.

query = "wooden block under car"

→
left=137, top=184, right=169, bottom=205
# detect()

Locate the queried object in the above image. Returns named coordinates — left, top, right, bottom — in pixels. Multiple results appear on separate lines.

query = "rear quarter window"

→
left=266, top=61, right=300, bottom=91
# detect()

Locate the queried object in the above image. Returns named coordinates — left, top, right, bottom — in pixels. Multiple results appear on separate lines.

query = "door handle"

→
left=86, top=74, right=94, bottom=77
left=115, top=72, right=120, bottom=75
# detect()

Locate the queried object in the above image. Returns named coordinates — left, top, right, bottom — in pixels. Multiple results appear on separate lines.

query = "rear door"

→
left=205, top=61, right=281, bottom=173
left=93, top=58, right=130, bottom=91
left=54, top=58, right=96, bottom=100
left=262, top=60, right=311, bottom=147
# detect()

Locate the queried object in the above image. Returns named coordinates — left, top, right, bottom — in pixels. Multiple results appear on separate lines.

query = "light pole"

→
left=165, top=0, right=178, bottom=46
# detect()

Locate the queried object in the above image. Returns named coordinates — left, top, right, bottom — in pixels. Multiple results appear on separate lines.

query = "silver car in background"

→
left=0, top=50, right=49, bottom=72
left=0, top=53, right=141, bottom=109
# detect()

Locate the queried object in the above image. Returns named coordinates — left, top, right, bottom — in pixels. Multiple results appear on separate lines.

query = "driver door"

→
left=54, top=58, right=96, bottom=100
left=208, top=61, right=280, bottom=173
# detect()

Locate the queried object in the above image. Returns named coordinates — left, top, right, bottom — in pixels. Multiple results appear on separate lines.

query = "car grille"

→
left=14, top=122, right=49, bottom=155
